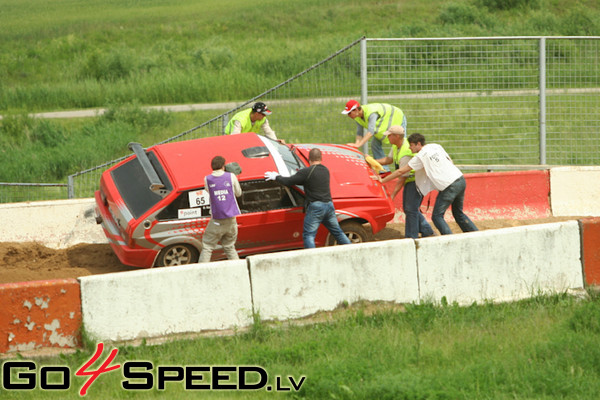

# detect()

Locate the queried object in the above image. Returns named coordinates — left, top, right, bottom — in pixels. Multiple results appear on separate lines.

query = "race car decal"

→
left=178, top=208, right=204, bottom=219
left=188, top=189, right=210, bottom=208
left=336, top=210, right=360, bottom=221
left=258, top=136, right=291, bottom=177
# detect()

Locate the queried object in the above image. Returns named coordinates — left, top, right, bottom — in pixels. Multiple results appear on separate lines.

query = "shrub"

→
left=477, top=0, right=540, bottom=11
left=99, top=103, right=173, bottom=129
left=560, top=7, right=599, bottom=36
left=30, top=120, right=66, bottom=147
left=0, top=114, right=34, bottom=146
left=437, top=2, right=494, bottom=28
left=79, top=47, right=136, bottom=81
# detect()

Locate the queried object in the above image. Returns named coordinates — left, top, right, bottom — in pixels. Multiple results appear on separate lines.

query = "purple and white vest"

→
left=206, top=173, right=241, bottom=219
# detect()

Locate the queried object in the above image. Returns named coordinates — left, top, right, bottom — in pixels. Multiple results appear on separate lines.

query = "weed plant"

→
left=1, top=0, right=599, bottom=189
left=1, top=0, right=598, bottom=113
left=5, top=293, right=600, bottom=399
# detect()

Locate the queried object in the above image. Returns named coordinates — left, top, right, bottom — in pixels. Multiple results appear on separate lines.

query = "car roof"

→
left=145, top=133, right=383, bottom=199
left=151, top=133, right=281, bottom=190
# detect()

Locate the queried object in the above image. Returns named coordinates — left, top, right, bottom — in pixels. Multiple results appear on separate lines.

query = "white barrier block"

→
left=79, top=261, right=253, bottom=341
left=551, top=166, right=600, bottom=216
left=0, top=198, right=107, bottom=248
left=248, top=240, right=418, bottom=321
left=417, top=221, right=584, bottom=305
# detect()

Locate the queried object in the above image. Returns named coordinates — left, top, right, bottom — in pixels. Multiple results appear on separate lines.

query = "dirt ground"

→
left=0, top=217, right=580, bottom=285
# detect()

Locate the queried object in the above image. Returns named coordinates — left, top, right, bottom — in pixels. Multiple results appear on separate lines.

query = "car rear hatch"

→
left=97, top=143, right=173, bottom=242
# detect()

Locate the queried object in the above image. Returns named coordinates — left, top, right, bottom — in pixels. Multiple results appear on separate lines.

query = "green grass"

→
left=4, top=293, right=600, bottom=399
left=1, top=0, right=599, bottom=192
left=1, top=0, right=598, bottom=113
left=3, top=92, right=597, bottom=187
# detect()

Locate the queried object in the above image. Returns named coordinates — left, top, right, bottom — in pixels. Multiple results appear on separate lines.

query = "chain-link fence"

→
left=5, top=36, right=600, bottom=202
left=0, top=182, right=69, bottom=204
left=365, top=36, right=600, bottom=167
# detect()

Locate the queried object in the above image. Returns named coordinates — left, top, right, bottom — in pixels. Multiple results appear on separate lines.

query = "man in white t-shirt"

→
left=382, top=133, right=478, bottom=235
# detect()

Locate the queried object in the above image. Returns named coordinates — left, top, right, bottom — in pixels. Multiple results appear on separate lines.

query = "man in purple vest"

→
left=199, top=155, right=243, bottom=262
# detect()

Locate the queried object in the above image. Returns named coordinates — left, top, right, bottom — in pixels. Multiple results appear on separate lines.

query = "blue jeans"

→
left=431, top=176, right=478, bottom=235
left=303, top=201, right=352, bottom=248
left=403, top=181, right=434, bottom=239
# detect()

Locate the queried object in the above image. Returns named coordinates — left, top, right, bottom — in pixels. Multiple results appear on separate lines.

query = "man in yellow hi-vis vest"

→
left=341, top=100, right=406, bottom=167
left=376, top=125, right=434, bottom=239
left=224, top=102, right=282, bottom=141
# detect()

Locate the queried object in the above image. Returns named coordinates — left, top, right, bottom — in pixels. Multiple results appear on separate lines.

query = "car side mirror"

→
left=225, top=162, right=242, bottom=175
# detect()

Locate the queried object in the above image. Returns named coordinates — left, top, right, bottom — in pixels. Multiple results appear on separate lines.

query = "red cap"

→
left=341, top=100, right=360, bottom=115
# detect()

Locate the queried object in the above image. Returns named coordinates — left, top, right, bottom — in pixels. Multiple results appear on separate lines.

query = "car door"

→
left=235, top=179, right=306, bottom=255
left=150, top=188, right=212, bottom=246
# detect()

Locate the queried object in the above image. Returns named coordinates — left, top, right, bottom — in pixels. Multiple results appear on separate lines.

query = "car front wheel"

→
left=327, top=221, right=372, bottom=245
left=156, top=244, right=199, bottom=267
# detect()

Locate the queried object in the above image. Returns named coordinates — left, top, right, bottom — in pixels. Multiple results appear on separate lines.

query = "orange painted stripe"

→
left=0, top=279, right=81, bottom=354
left=581, top=217, right=600, bottom=286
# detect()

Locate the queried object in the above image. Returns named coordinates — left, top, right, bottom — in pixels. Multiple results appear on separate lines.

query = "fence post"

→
left=67, top=174, right=75, bottom=199
left=222, top=114, right=229, bottom=136
left=360, top=38, right=369, bottom=154
left=539, top=37, right=547, bottom=165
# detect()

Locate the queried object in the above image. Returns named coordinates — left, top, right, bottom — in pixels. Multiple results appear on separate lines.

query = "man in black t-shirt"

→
left=265, top=148, right=352, bottom=248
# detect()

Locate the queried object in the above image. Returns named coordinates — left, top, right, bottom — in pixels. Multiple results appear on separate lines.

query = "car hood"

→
left=293, top=144, right=384, bottom=199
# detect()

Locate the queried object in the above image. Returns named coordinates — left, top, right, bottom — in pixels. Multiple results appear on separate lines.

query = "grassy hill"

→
left=1, top=0, right=598, bottom=112
left=0, top=0, right=599, bottom=184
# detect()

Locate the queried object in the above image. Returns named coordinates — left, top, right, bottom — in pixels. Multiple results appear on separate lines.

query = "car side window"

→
left=239, top=180, right=304, bottom=213
left=156, top=189, right=211, bottom=220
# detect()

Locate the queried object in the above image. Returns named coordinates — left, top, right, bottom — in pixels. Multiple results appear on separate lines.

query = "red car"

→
left=95, top=133, right=395, bottom=268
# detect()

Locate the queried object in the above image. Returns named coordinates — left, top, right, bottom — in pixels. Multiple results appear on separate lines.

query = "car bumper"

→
left=95, top=190, right=159, bottom=268
left=106, top=240, right=159, bottom=268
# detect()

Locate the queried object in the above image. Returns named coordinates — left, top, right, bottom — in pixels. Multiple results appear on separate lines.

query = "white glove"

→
left=264, top=171, right=280, bottom=181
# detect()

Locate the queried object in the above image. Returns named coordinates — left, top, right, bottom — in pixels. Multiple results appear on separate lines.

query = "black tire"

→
left=327, top=221, right=372, bottom=246
left=156, top=244, right=199, bottom=267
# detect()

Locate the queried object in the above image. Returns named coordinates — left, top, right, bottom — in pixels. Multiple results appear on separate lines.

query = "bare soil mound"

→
left=0, top=217, right=578, bottom=284
left=0, top=242, right=137, bottom=284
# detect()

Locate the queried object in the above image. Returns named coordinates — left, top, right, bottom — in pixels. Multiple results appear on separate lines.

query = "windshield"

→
left=258, top=136, right=305, bottom=176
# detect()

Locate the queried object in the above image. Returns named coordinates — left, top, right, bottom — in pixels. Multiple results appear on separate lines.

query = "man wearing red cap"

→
left=341, top=100, right=407, bottom=167
left=224, top=101, right=280, bottom=141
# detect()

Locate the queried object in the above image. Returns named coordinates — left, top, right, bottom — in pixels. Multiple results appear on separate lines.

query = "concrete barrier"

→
left=580, top=217, right=600, bottom=286
left=1, top=220, right=590, bottom=352
left=79, top=261, right=253, bottom=342
left=416, top=221, right=584, bottom=305
left=550, top=166, right=600, bottom=217
left=0, top=199, right=107, bottom=249
left=0, top=279, right=81, bottom=353
left=386, top=170, right=551, bottom=222
left=462, top=170, right=551, bottom=220
left=247, top=240, right=418, bottom=320
left=1, top=170, right=596, bottom=351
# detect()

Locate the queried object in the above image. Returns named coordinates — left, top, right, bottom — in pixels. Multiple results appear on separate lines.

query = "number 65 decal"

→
left=188, top=190, right=210, bottom=208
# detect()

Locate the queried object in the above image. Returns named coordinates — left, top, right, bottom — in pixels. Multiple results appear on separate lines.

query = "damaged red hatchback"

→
left=95, top=133, right=395, bottom=268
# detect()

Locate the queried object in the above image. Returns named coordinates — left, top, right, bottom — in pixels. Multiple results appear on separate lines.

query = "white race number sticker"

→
left=188, top=190, right=210, bottom=208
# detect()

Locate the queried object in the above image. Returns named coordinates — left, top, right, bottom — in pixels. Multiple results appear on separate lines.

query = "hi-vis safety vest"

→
left=354, top=103, right=405, bottom=144
left=224, top=108, right=266, bottom=135
left=392, top=139, right=416, bottom=184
